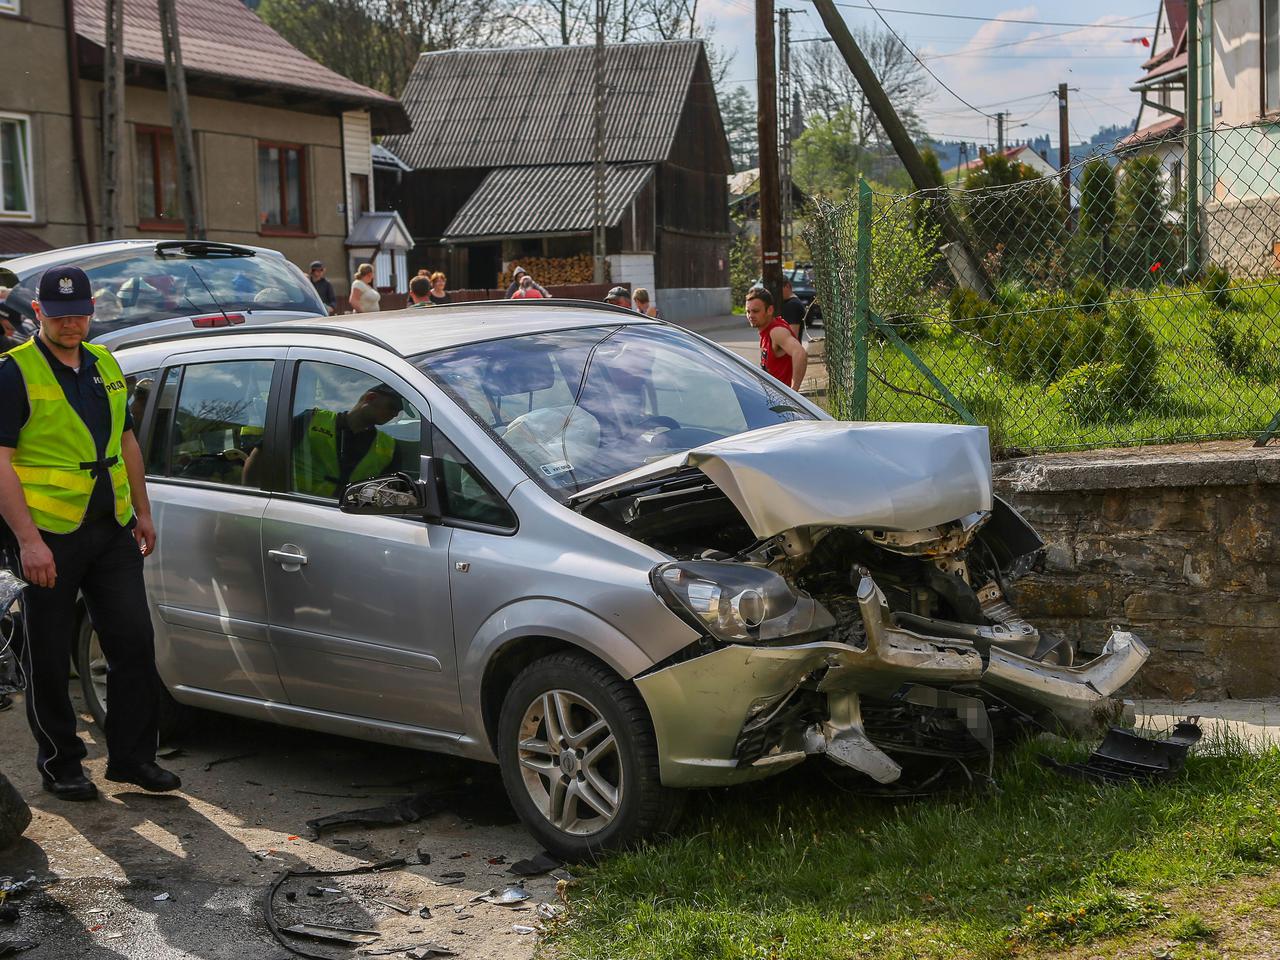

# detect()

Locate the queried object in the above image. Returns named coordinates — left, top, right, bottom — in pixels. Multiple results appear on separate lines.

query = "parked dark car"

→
left=0, top=239, right=326, bottom=350
left=784, top=265, right=822, bottom=327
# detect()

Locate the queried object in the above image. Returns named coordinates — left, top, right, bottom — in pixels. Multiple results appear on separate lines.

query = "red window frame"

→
left=257, top=140, right=311, bottom=237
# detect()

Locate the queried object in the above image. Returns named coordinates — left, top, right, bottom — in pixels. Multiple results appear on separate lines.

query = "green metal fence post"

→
left=853, top=178, right=872, bottom=420
left=1185, top=0, right=1201, bottom=278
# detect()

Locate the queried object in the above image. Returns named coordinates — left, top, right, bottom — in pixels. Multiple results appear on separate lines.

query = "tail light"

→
left=191, top=313, right=246, bottom=328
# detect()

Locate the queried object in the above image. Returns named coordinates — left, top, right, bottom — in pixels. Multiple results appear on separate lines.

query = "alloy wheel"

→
left=516, top=689, right=622, bottom=836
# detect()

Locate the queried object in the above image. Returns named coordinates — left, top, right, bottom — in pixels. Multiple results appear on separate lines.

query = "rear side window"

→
left=148, top=361, right=274, bottom=487
left=125, top=367, right=159, bottom=446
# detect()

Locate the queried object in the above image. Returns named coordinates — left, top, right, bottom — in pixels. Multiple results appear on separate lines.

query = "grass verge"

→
left=548, top=732, right=1280, bottom=959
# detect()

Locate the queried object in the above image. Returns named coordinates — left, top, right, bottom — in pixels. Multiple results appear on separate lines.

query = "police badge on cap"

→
left=37, top=266, right=94, bottom=318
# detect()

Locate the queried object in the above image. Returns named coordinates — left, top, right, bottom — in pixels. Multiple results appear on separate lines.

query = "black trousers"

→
left=14, top=516, right=160, bottom=781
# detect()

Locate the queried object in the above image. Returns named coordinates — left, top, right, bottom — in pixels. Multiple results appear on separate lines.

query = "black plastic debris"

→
left=281, top=922, right=379, bottom=947
left=508, top=851, right=562, bottom=877
left=1042, top=719, right=1202, bottom=783
left=0, top=941, right=35, bottom=958
left=406, top=945, right=457, bottom=959
left=264, top=858, right=407, bottom=960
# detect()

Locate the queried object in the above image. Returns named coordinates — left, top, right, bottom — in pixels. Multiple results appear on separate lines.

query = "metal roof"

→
left=346, top=211, right=414, bottom=250
left=443, top=164, right=653, bottom=242
left=384, top=41, right=706, bottom=170
left=116, top=301, right=657, bottom=358
left=74, top=0, right=407, bottom=132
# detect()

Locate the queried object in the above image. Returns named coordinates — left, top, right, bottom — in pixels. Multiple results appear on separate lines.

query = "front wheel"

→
left=496, top=652, right=684, bottom=861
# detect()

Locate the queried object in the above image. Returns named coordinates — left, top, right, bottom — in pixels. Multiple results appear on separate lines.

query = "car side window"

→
left=124, top=367, right=159, bottom=446
left=432, top=426, right=516, bottom=529
left=288, top=362, right=423, bottom=501
left=162, top=361, right=274, bottom=487
left=145, top=367, right=180, bottom=475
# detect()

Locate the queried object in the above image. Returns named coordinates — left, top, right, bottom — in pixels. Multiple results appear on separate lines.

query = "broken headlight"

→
left=652, top=561, right=834, bottom=644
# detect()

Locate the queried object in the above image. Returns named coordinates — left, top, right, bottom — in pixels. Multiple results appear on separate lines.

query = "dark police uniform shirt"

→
left=0, top=338, right=135, bottom=527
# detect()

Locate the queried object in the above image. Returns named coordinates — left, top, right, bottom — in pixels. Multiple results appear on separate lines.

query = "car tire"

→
left=497, top=651, right=684, bottom=861
left=75, top=613, right=191, bottom=746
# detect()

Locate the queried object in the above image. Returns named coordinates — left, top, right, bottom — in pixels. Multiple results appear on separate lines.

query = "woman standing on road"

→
left=428, top=272, right=451, bottom=306
left=349, top=264, right=381, bottom=314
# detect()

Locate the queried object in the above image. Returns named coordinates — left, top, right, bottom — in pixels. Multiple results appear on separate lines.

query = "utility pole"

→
left=158, top=0, right=205, bottom=239
left=592, top=0, right=606, bottom=284
left=100, top=0, right=125, bottom=239
left=996, top=112, right=1005, bottom=153
left=810, top=0, right=993, bottom=298
left=757, top=0, right=783, bottom=304
left=778, top=7, right=800, bottom=267
left=1057, top=83, right=1071, bottom=213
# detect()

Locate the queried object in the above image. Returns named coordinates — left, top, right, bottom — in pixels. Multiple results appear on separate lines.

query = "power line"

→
left=812, top=2, right=1153, bottom=31
left=862, top=0, right=998, bottom=119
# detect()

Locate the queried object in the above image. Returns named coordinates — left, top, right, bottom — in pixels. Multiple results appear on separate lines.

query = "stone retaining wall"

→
left=994, top=445, right=1280, bottom=701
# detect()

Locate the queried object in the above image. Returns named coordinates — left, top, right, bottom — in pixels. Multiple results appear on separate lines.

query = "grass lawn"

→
left=843, top=282, right=1280, bottom=453
left=548, top=731, right=1280, bottom=959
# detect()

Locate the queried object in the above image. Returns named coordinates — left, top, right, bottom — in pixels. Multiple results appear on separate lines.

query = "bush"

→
left=995, top=291, right=1074, bottom=382
left=1203, top=264, right=1233, bottom=310
left=1104, top=298, right=1159, bottom=410
left=947, top=286, right=999, bottom=336
left=1060, top=310, right=1109, bottom=372
left=1053, top=362, right=1128, bottom=424
left=1071, top=274, right=1109, bottom=314
left=1205, top=309, right=1264, bottom=377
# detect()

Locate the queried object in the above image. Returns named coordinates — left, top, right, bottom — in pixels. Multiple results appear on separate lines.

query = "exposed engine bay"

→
left=575, top=429, right=1150, bottom=788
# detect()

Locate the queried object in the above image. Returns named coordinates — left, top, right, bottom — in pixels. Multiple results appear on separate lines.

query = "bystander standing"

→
left=511, top=276, right=546, bottom=299
left=407, top=275, right=432, bottom=308
left=746, top=288, right=807, bottom=391
left=505, top=266, right=549, bottom=298
left=349, top=263, right=381, bottom=314
left=428, top=272, right=451, bottom=305
left=605, top=286, right=632, bottom=309
left=632, top=288, right=659, bottom=318
left=308, top=261, right=336, bottom=315
left=781, top=278, right=806, bottom=341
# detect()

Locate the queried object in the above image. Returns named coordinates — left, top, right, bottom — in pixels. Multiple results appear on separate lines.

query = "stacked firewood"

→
left=500, top=255, right=605, bottom=287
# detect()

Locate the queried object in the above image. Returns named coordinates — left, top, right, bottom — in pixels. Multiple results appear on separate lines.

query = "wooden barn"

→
left=381, top=40, right=732, bottom=319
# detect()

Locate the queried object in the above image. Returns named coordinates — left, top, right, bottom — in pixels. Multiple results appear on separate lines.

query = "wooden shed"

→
left=382, top=40, right=733, bottom=319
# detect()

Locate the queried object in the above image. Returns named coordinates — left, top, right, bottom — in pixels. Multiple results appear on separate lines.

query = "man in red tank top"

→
left=746, top=287, right=808, bottom=390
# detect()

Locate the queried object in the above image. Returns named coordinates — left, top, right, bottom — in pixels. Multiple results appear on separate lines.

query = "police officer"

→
left=0, top=267, right=178, bottom=801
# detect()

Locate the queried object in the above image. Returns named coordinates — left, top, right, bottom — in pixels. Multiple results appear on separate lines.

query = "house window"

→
left=0, top=0, right=20, bottom=16
left=0, top=113, right=33, bottom=220
left=1266, top=0, right=1280, bottom=114
left=136, top=126, right=183, bottom=228
left=350, top=173, right=369, bottom=219
left=258, top=142, right=308, bottom=233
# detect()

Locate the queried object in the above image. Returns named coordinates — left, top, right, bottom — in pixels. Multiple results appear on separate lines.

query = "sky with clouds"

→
left=703, top=0, right=1160, bottom=146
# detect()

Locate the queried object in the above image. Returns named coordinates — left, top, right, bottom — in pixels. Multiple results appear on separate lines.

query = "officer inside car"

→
left=0, top=267, right=179, bottom=801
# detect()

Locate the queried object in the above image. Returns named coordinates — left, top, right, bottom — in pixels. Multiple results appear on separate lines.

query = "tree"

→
left=1079, top=158, right=1116, bottom=239
left=963, top=154, right=1064, bottom=275
left=258, top=0, right=506, bottom=96
left=719, top=85, right=757, bottom=172
left=790, top=27, right=929, bottom=197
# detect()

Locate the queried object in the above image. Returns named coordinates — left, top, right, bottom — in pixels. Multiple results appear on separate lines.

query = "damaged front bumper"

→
left=634, top=575, right=1150, bottom=788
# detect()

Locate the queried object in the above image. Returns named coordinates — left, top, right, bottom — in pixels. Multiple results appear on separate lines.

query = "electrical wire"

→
left=814, top=3, right=1153, bottom=31
left=861, top=0, right=999, bottom=119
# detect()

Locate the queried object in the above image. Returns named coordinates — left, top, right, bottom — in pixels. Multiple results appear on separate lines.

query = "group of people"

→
left=305, top=262, right=451, bottom=315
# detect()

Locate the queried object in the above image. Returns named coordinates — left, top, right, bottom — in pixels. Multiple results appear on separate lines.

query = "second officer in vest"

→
left=0, top=267, right=178, bottom=800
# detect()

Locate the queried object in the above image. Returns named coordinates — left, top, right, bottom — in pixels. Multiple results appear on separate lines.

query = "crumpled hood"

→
left=571, top=420, right=993, bottom=538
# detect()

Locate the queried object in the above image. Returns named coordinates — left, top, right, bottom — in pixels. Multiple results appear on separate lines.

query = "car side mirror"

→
left=339, top=458, right=443, bottom=522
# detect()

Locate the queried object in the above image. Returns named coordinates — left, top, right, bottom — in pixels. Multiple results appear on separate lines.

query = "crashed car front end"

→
left=573, top=421, right=1150, bottom=789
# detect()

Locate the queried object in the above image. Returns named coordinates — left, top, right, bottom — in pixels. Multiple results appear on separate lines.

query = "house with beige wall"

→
left=0, top=0, right=408, bottom=296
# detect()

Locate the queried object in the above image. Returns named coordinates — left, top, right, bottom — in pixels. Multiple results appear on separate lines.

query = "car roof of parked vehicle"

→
left=1, top=239, right=287, bottom=277
left=117, top=299, right=654, bottom=358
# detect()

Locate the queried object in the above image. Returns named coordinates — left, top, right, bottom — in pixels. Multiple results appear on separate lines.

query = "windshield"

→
left=417, top=323, right=819, bottom=496
left=3, top=247, right=324, bottom=338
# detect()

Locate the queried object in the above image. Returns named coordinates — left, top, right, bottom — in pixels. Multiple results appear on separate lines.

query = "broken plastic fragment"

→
left=513, top=924, right=537, bottom=934
left=508, top=851, right=562, bottom=876
left=406, top=946, right=457, bottom=959
left=1041, top=719, right=1202, bottom=783
left=152, top=893, right=170, bottom=902
left=490, top=885, right=531, bottom=906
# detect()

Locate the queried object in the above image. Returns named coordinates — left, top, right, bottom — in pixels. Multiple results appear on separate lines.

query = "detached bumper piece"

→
left=1042, top=719, right=1202, bottom=783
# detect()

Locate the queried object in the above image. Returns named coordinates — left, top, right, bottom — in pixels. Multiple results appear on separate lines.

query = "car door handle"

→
left=268, top=548, right=309, bottom=567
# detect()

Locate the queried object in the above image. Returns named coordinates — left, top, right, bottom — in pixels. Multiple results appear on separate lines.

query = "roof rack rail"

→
left=115, top=323, right=400, bottom=355
left=421, top=297, right=638, bottom=317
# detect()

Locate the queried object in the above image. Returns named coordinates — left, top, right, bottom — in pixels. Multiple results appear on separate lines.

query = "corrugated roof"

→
left=443, top=164, right=653, bottom=241
left=74, top=0, right=405, bottom=129
left=385, top=41, right=705, bottom=170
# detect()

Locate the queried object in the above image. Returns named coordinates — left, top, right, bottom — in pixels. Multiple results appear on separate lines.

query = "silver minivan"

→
left=97, top=301, right=1148, bottom=858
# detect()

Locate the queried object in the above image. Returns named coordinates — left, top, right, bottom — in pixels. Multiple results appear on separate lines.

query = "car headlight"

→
left=651, top=560, right=834, bottom=644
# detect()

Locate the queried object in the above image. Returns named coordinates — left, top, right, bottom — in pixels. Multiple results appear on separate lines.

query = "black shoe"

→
left=41, top=772, right=99, bottom=801
left=105, top=761, right=182, bottom=793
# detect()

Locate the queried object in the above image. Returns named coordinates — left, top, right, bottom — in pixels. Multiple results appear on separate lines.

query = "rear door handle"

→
left=268, top=548, right=308, bottom=568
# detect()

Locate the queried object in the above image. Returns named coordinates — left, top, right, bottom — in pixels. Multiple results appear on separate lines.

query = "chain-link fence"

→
left=804, top=121, right=1280, bottom=454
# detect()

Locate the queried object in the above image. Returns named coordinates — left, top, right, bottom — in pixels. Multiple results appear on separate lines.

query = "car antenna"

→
left=184, top=262, right=231, bottom=323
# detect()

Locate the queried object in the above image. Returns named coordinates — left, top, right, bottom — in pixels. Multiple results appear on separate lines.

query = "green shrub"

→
left=1052, top=362, right=1127, bottom=425
left=1206, top=309, right=1262, bottom=376
left=1203, top=264, right=1233, bottom=310
left=1104, top=298, right=1159, bottom=410
left=995, top=291, right=1074, bottom=382
left=1071, top=274, right=1109, bottom=313
left=1060, top=310, right=1108, bottom=372
left=946, top=286, right=999, bottom=336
